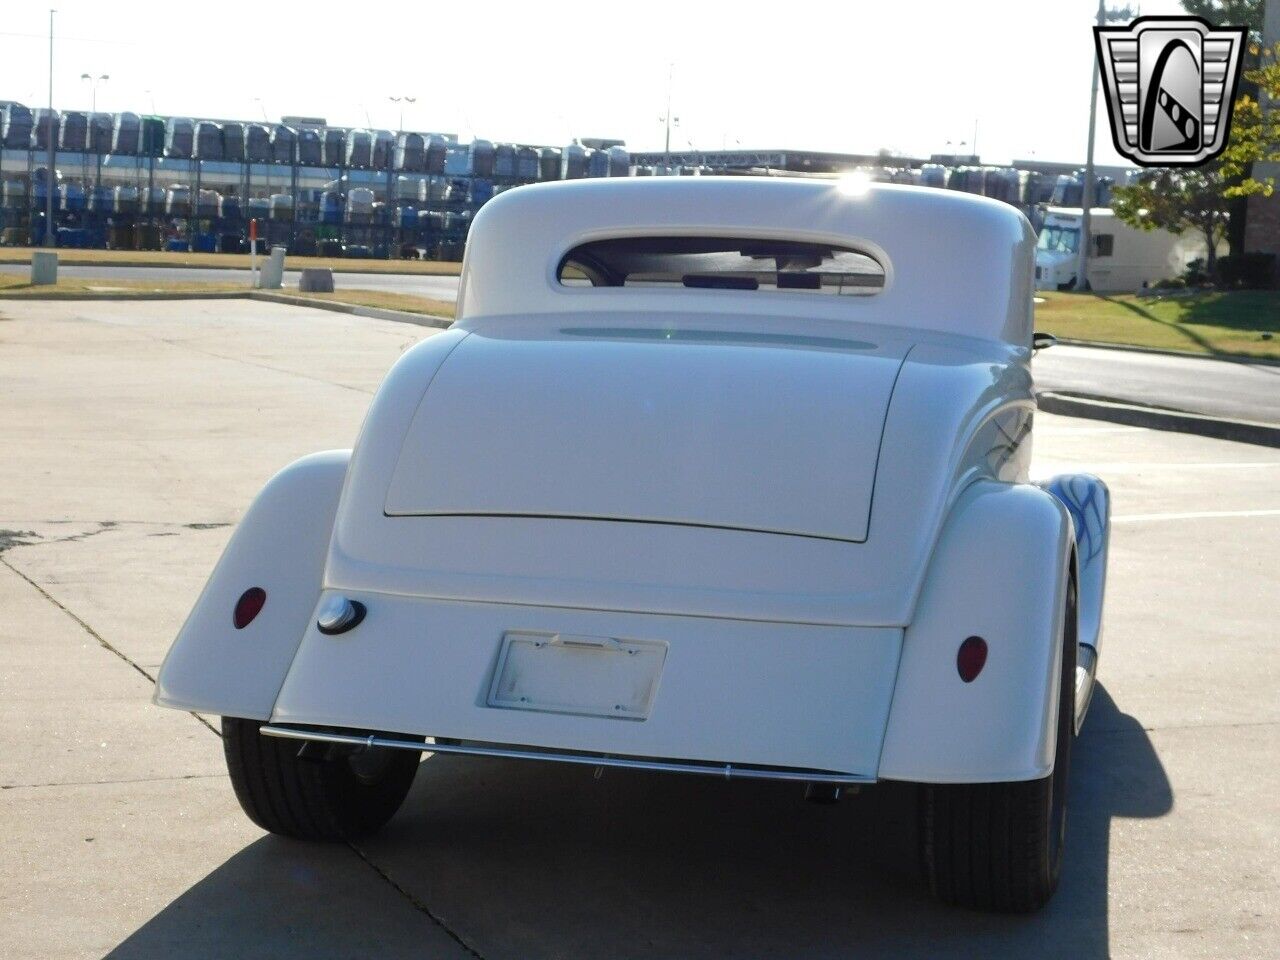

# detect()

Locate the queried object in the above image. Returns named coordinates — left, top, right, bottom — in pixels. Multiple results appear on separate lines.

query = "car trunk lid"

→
left=384, top=325, right=909, bottom=543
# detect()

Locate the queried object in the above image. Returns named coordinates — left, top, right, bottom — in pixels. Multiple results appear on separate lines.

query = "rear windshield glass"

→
left=558, top=236, right=884, bottom=295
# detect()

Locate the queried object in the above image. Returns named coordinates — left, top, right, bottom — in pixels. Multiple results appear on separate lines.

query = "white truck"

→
left=1034, top=206, right=1214, bottom=292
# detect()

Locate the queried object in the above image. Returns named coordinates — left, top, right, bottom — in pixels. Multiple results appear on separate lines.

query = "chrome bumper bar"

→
left=260, top=725, right=875, bottom=786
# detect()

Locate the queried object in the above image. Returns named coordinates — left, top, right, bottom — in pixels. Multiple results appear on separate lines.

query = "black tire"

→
left=919, top=573, right=1078, bottom=912
left=222, top=718, right=422, bottom=841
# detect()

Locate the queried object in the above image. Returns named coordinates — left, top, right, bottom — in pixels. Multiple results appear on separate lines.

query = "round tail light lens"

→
left=233, top=587, right=267, bottom=629
left=956, top=636, right=988, bottom=683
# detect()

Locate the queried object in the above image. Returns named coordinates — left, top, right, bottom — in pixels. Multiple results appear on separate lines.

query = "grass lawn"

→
left=0, top=274, right=241, bottom=295
left=0, top=273, right=457, bottom=319
left=1035, top=290, right=1280, bottom=360
left=0, top=246, right=462, bottom=276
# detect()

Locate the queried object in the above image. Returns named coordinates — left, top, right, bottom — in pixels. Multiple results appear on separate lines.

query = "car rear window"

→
left=557, top=236, right=884, bottom=296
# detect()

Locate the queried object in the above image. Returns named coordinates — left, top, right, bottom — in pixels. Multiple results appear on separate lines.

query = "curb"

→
left=1052, top=337, right=1280, bottom=368
left=1037, top=392, right=1280, bottom=448
left=247, top=292, right=453, bottom=329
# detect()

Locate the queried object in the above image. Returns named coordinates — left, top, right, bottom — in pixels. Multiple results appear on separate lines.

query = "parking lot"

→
left=0, top=299, right=1276, bottom=959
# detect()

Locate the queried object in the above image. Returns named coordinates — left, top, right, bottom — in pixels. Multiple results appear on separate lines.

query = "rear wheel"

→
left=919, top=573, right=1077, bottom=912
left=222, top=717, right=422, bottom=841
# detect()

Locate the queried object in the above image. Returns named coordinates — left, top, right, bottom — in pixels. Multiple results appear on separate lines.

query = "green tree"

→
left=1111, top=166, right=1230, bottom=274
left=1179, top=1, right=1262, bottom=37
left=1220, top=51, right=1280, bottom=197
left=1180, top=0, right=1264, bottom=253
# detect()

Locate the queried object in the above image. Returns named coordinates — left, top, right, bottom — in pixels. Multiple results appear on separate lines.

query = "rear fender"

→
left=153, top=450, right=349, bottom=719
left=877, top=480, right=1072, bottom=784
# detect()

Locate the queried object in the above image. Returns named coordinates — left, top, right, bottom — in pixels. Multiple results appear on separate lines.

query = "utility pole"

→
left=660, top=64, right=677, bottom=170
left=1079, top=1, right=1136, bottom=291
left=44, top=9, right=56, bottom=247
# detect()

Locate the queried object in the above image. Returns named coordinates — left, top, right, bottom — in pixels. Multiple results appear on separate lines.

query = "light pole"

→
left=389, top=95, right=416, bottom=133
left=44, top=9, right=56, bottom=247
left=1078, top=1, right=1137, bottom=291
left=659, top=63, right=678, bottom=169
left=80, top=73, right=109, bottom=112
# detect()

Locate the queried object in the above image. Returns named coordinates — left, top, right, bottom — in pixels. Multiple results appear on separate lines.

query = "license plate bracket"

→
left=487, top=631, right=667, bottom=720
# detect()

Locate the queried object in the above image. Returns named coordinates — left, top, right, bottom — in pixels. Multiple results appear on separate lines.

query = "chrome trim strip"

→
left=1075, top=644, right=1098, bottom=735
left=259, top=725, right=875, bottom=785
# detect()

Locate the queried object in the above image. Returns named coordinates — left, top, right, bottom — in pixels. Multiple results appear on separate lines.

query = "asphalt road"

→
left=1, top=299, right=1276, bottom=959
left=0, top=262, right=462, bottom=300
left=1034, top=343, right=1280, bottom=425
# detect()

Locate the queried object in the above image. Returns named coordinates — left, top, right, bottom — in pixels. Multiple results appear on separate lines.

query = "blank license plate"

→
left=487, top=631, right=667, bottom=720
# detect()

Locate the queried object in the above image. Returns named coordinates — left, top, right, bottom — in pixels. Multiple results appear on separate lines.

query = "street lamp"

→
left=1078, top=1, right=1137, bottom=292
left=659, top=63, right=679, bottom=168
left=79, top=72, right=108, bottom=112
left=389, top=96, right=416, bottom=133
left=44, top=8, right=56, bottom=248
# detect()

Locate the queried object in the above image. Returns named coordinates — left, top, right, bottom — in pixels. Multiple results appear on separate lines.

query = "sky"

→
left=0, top=0, right=1188, bottom=167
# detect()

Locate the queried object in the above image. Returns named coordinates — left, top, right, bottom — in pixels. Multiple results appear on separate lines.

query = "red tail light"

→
left=956, top=636, right=988, bottom=683
left=233, top=587, right=267, bottom=629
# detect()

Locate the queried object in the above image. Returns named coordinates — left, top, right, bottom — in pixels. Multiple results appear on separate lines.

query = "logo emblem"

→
left=1095, top=15, right=1247, bottom=166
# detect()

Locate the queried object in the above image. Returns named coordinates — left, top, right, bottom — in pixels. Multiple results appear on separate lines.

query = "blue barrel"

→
left=2, top=103, right=33, bottom=149
left=319, top=190, right=342, bottom=225
left=245, top=124, right=271, bottom=163
left=297, top=128, right=322, bottom=165
left=112, top=112, right=140, bottom=155
left=59, top=112, right=88, bottom=151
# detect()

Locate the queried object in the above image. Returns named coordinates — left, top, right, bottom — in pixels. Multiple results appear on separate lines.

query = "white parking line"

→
left=1112, top=508, right=1280, bottom=523
left=1036, top=461, right=1280, bottom=475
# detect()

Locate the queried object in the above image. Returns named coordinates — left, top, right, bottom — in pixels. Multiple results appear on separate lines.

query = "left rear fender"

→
left=153, top=450, right=349, bottom=720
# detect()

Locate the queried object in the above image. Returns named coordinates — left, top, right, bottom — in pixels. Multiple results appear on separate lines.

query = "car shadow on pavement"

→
left=105, top=684, right=1169, bottom=960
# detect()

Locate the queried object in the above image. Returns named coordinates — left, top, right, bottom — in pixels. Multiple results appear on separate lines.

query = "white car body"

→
left=157, top=178, right=1109, bottom=831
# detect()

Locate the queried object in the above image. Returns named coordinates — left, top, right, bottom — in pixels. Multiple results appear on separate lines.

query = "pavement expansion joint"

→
left=2, top=773, right=226, bottom=791
left=347, top=842, right=488, bottom=960
left=151, top=334, right=376, bottom=395
left=0, top=554, right=218, bottom=736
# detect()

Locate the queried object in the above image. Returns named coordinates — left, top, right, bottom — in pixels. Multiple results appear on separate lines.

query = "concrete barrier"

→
left=31, top=251, right=58, bottom=285
left=258, top=246, right=286, bottom=290
left=299, top=268, right=335, bottom=293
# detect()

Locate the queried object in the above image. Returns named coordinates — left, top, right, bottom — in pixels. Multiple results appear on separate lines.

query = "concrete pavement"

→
left=0, top=300, right=1276, bottom=959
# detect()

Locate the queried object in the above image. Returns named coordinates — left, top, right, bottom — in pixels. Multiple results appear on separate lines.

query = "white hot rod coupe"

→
left=156, top=177, right=1109, bottom=912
